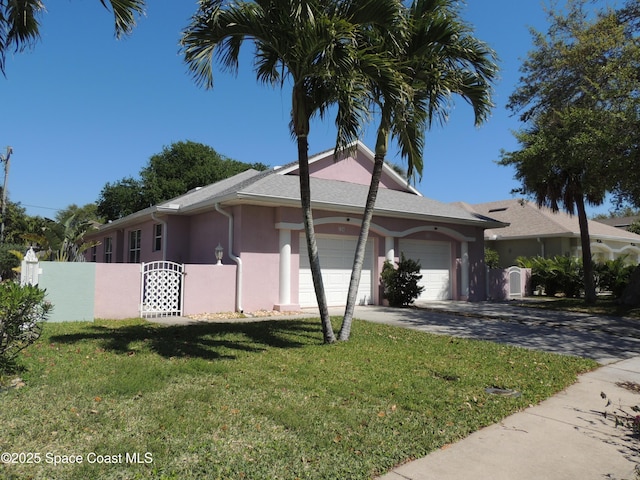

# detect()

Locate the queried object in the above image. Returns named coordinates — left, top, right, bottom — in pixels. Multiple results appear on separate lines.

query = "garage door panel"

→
left=422, top=270, right=450, bottom=300
left=299, top=235, right=373, bottom=307
left=398, top=240, right=451, bottom=301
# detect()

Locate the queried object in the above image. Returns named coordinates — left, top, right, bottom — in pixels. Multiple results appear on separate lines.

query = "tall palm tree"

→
left=338, top=0, right=497, bottom=340
left=181, top=0, right=405, bottom=343
left=0, top=0, right=145, bottom=74
left=500, top=106, right=612, bottom=304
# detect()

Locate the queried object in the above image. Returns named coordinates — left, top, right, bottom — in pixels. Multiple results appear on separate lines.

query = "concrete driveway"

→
left=328, top=301, right=640, bottom=364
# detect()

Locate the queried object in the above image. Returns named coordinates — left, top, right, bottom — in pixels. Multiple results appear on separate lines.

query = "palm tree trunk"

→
left=338, top=152, right=385, bottom=341
left=339, top=107, right=391, bottom=341
left=297, top=135, right=336, bottom=343
left=576, top=195, right=596, bottom=304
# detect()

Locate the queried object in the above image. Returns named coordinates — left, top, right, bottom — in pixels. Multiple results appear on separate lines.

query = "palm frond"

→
left=0, top=0, right=44, bottom=73
left=0, top=0, right=144, bottom=74
left=99, top=0, right=145, bottom=38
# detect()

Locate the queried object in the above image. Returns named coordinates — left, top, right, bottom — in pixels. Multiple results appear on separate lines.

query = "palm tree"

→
left=499, top=106, right=612, bottom=304
left=181, top=0, right=404, bottom=343
left=0, top=0, right=145, bottom=74
left=500, top=1, right=640, bottom=305
left=338, top=0, right=497, bottom=340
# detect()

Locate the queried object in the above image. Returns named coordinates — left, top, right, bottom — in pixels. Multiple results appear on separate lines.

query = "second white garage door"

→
left=299, top=235, right=374, bottom=307
left=398, top=239, right=451, bottom=301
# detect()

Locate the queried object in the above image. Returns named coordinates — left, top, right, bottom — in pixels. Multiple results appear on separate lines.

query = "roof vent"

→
left=488, top=207, right=508, bottom=213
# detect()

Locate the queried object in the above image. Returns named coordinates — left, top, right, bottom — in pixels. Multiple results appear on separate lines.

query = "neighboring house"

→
left=85, top=142, right=506, bottom=312
left=460, top=199, right=640, bottom=267
left=594, top=215, right=640, bottom=232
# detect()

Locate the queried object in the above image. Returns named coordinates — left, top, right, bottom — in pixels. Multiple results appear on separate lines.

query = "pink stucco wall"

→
left=468, top=226, right=488, bottom=301
left=487, top=267, right=532, bottom=301
left=94, top=263, right=141, bottom=319
left=187, top=211, right=231, bottom=264
left=235, top=205, right=281, bottom=311
left=87, top=219, right=164, bottom=264
left=291, top=149, right=408, bottom=191
left=183, top=264, right=237, bottom=314
left=133, top=220, right=164, bottom=263
left=93, top=263, right=238, bottom=319
left=166, top=216, right=190, bottom=263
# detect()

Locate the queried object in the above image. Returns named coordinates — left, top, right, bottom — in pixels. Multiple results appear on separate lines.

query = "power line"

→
left=20, top=203, right=63, bottom=212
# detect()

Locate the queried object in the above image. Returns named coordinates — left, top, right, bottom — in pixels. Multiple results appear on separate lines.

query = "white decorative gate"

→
left=508, top=266, right=523, bottom=298
left=140, top=261, right=185, bottom=318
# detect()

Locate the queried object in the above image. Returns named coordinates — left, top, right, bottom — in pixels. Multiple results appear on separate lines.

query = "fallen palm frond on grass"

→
left=0, top=317, right=596, bottom=479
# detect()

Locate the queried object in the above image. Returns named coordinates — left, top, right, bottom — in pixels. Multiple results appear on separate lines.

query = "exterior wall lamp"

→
left=215, top=243, right=224, bottom=265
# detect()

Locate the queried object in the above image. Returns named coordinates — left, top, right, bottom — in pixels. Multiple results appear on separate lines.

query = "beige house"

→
left=458, top=199, right=640, bottom=267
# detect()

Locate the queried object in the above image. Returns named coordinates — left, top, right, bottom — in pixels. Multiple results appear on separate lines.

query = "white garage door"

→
left=299, top=235, right=374, bottom=307
left=398, top=239, right=451, bottom=301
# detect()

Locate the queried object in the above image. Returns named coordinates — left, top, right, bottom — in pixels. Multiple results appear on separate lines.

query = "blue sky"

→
left=0, top=1, right=615, bottom=219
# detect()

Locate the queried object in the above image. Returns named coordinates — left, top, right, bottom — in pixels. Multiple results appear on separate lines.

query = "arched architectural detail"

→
left=275, top=217, right=477, bottom=305
left=591, top=242, right=640, bottom=263
left=275, top=217, right=475, bottom=242
left=619, top=244, right=640, bottom=263
left=590, top=242, right=614, bottom=262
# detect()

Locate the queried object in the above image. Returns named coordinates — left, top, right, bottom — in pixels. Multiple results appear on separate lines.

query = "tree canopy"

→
left=56, top=203, right=103, bottom=226
left=141, top=141, right=267, bottom=206
left=499, top=0, right=640, bottom=303
left=503, top=0, right=640, bottom=209
left=97, top=141, right=267, bottom=221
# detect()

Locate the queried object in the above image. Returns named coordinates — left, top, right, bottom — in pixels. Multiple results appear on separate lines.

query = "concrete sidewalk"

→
left=376, top=356, right=640, bottom=480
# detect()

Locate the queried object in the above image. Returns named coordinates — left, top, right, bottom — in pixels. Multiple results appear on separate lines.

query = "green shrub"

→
left=518, top=256, right=555, bottom=295
left=0, top=242, right=24, bottom=280
left=517, top=255, right=582, bottom=297
left=0, top=282, right=52, bottom=366
left=381, top=253, right=425, bottom=307
left=552, top=256, right=583, bottom=298
left=595, top=256, right=637, bottom=298
left=485, top=247, right=500, bottom=269
left=519, top=254, right=638, bottom=299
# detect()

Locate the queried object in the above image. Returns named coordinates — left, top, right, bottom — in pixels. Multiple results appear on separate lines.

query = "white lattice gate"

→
left=140, top=261, right=185, bottom=318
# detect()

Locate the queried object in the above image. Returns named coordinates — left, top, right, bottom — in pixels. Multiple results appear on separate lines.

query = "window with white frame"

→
left=104, top=237, right=113, bottom=263
left=153, top=223, right=162, bottom=252
left=129, top=230, right=141, bottom=263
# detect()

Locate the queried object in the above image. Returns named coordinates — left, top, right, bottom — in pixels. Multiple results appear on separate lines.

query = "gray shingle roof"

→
left=468, top=199, right=640, bottom=242
left=157, top=168, right=265, bottom=210
left=97, top=148, right=506, bottom=231
left=594, top=215, right=640, bottom=230
left=231, top=174, right=492, bottom=225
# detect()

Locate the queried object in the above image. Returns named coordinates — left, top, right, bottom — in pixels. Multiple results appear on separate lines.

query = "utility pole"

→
left=0, top=146, right=13, bottom=244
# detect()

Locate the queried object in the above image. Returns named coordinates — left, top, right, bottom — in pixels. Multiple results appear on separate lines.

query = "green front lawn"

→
left=1, top=317, right=596, bottom=479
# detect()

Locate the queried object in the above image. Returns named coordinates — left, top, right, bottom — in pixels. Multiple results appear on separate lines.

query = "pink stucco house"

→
left=85, top=142, right=505, bottom=312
